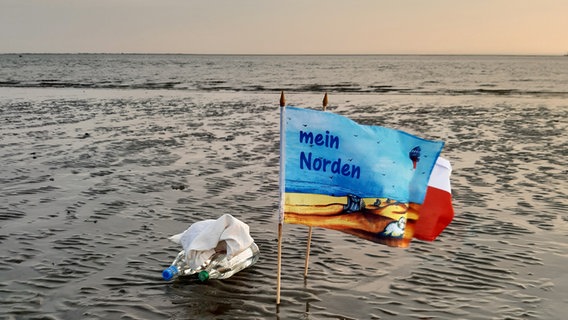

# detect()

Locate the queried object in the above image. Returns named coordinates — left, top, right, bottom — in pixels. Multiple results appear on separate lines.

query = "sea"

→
left=0, top=54, right=566, bottom=320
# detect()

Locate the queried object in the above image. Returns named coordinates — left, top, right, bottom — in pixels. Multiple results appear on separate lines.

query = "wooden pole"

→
left=276, top=91, right=286, bottom=305
left=303, top=226, right=312, bottom=277
left=303, top=92, right=329, bottom=278
left=276, top=222, right=283, bottom=304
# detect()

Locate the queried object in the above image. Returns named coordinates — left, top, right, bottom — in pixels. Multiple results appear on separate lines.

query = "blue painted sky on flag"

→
left=284, top=107, right=444, bottom=203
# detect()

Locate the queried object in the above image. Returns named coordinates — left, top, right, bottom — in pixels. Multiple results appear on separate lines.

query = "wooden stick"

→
left=303, top=226, right=312, bottom=277
left=276, top=91, right=286, bottom=305
left=303, top=93, right=329, bottom=278
left=276, top=222, right=283, bottom=304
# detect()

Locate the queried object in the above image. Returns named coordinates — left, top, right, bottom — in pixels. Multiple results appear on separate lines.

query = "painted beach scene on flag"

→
left=282, top=106, right=445, bottom=247
left=0, top=54, right=567, bottom=319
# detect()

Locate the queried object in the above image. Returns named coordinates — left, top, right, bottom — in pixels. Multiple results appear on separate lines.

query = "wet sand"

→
left=0, top=87, right=566, bottom=319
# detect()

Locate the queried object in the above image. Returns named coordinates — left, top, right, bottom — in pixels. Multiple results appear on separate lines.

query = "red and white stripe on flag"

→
left=414, top=157, right=454, bottom=241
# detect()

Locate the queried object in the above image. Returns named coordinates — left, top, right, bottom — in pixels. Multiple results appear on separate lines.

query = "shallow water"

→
left=1, top=54, right=567, bottom=98
left=0, top=55, right=567, bottom=319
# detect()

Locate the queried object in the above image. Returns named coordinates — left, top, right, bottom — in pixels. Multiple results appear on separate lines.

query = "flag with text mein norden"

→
left=280, top=106, right=452, bottom=247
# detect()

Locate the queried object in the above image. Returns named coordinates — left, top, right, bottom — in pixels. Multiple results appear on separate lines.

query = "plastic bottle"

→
left=197, top=242, right=260, bottom=282
left=162, top=250, right=203, bottom=281
left=162, top=242, right=260, bottom=281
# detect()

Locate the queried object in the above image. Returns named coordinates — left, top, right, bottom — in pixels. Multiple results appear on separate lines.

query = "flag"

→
left=280, top=106, right=448, bottom=247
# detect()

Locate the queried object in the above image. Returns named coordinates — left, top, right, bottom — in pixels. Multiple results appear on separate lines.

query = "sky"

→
left=1, top=0, right=567, bottom=55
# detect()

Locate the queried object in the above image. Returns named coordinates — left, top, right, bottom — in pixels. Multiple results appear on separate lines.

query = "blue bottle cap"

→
left=162, top=266, right=178, bottom=281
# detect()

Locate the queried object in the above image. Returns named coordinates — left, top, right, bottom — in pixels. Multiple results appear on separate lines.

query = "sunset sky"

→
left=1, top=0, right=566, bottom=55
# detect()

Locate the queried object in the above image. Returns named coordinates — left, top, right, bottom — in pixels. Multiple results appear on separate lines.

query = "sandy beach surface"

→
left=0, top=86, right=566, bottom=319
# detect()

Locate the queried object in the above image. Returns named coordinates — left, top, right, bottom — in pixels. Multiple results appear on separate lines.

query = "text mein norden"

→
left=296, top=130, right=361, bottom=179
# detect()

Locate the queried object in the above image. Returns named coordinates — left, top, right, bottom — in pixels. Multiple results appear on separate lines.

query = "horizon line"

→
left=1, top=52, right=566, bottom=57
